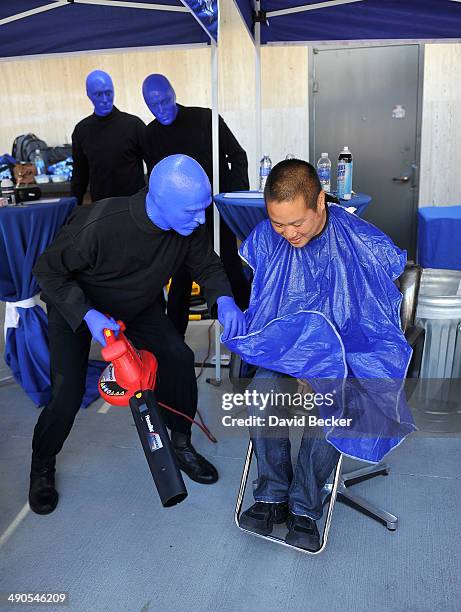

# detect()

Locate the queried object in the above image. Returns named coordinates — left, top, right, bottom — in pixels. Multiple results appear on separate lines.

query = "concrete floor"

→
left=0, top=305, right=460, bottom=612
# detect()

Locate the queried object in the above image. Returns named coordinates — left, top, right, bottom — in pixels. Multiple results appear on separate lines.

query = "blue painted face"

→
left=142, top=74, right=178, bottom=126
left=86, top=70, right=114, bottom=117
left=146, top=155, right=211, bottom=236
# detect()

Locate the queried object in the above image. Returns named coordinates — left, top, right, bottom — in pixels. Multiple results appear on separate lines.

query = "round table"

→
left=214, top=191, right=372, bottom=242
left=0, top=198, right=103, bottom=407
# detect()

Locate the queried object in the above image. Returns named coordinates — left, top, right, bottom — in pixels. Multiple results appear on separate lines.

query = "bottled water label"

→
left=35, top=159, right=45, bottom=175
left=260, top=166, right=271, bottom=177
left=318, top=167, right=330, bottom=183
left=259, top=155, right=272, bottom=192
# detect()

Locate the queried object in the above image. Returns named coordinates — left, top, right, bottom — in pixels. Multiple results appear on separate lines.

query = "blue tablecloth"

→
left=214, top=191, right=372, bottom=242
left=418, top=206, right=461, bottom=270
left=0, top=198, right=104, bottom=407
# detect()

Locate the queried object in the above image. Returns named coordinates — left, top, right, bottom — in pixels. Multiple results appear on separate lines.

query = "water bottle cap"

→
left=321, top=152, right=328, bottom=157
left=342, top=146, right=350, bottom=151
left=35, top=149, right=41, bottom=154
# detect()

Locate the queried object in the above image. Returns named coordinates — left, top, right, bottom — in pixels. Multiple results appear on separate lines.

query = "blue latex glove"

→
left=217, top=296, right=247, bottom=339
left=83, top=309, right=120, bottom=346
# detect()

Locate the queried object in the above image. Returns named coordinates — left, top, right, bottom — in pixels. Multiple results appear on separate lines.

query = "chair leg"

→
left=335, top=463, right=398, bottom=531
left=234, top=440, right=343, bottom=554
left=337, top=486, right=398, bottom=531
left=341, top=463, right=390, bottom=486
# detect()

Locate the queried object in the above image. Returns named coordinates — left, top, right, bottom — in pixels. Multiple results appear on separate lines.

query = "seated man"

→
left=225, top=159, right=414, bottom=551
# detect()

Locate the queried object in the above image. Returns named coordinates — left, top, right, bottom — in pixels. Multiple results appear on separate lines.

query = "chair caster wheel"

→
left=386, top=522, right=397, bottom=531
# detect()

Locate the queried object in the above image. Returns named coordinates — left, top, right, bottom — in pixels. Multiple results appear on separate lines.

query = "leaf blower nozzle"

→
left=98, top=322, right=187, bottom=507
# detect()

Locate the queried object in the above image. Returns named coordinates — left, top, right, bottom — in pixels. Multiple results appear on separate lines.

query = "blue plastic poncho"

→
left=224, top=204, right=416, bottom=463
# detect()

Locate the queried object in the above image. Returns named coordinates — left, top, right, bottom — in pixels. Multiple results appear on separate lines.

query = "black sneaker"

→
left=285, top=512, right=320, bottom=551
left=239, top=501, right=289, bottom=536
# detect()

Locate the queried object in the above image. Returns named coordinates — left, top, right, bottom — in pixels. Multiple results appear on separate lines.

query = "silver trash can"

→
left=416, top=268, right=461, bottom=378
left=413, top=268, right=461, bottom=431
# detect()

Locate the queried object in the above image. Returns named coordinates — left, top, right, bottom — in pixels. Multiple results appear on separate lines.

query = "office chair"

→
left=233, top=263, right=424, bottom=554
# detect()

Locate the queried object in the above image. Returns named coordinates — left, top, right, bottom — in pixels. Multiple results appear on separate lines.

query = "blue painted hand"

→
left=217, top=296, right=247, bottom=339
left=83, top=309, right=120, bottom=346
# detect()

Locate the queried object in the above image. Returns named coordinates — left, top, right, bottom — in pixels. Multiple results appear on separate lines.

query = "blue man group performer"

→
left=29, top=155, right=246, bottom=515
left=71, top=70, right=147, bottom=205
left=142, top=74, right=251, bottom=337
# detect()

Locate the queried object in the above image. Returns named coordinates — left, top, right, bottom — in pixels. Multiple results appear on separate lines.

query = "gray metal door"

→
left=310, top=45, right=422, bottom=258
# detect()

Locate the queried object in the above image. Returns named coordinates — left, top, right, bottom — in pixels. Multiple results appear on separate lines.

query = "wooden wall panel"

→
left=419, top=44, right=461, bottom=207
left=0, top=47, right=211, bottom=152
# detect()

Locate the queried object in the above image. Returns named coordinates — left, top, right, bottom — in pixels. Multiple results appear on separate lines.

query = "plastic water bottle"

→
left=316, top=153, right=331, bottom=193
left=259, top=154, right=272, bottom=192
left=337, top=146, right=353, bottom=200
left=32, top=149, right=46, bottom=176
left=1, top=178, right=17, bottom=205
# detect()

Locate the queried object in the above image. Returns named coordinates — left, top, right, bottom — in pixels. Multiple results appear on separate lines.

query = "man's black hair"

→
left=264, top=159, right=322, bottom=211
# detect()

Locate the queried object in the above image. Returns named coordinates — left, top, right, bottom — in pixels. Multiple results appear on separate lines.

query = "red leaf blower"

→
left=98, top=321, right=187, bottom=507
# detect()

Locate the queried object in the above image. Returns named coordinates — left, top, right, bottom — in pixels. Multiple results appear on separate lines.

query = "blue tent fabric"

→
left=223, top=205, right=416, bottom=463
left=184, top=0, right=219, bottom=41
left=0, top=1, right=210, bottom=58
left=234, top=0, right=461, bottom=42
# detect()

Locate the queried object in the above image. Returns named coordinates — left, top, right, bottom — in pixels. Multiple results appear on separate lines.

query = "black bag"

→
left=46, top=145, right=72, bottom=165
left=12, top=133, right=48, bottom=163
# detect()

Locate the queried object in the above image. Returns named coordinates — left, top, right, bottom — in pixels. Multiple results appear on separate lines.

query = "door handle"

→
left=392, top=176, right=410, bottom=183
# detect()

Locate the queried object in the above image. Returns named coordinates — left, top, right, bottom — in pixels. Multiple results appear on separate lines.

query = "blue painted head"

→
left=146, top=155, right=211, bottom=236
left=86, top=70, right=114, bottom=117
left=142, top=74, right=178, bottom=126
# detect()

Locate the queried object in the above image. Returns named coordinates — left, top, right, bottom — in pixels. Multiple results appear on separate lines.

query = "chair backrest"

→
left=399, top=263, right=422, bottom=332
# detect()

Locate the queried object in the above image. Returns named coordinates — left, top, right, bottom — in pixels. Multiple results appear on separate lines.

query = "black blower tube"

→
left=129, top=390, right=188, bottom=507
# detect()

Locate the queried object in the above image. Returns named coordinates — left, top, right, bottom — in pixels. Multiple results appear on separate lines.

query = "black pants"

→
left=32, top=302, right=197, bottom=461
left=167, top=212, right=251, bottom=337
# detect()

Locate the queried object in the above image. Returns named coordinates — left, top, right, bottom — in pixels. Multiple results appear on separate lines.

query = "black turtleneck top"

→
left=33, top=189, right=232, bottom=332
left=144, top=105, right=249, bottom=193
left=71, top=107, right=146, bottom=205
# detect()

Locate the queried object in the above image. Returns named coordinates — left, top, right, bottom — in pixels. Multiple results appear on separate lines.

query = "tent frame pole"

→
left=255, top=0, right=262, bottom=184
left=211, top=39, right=222, bottom=384
left=267, top=0, right=365, bottom=19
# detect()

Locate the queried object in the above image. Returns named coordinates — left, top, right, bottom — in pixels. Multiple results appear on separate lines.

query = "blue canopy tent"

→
left=0, top=0, right=226, bottom=402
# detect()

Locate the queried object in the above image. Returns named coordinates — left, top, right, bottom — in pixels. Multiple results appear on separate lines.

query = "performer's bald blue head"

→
left=142, top=74, right=178, bottom=126
left=86, top=70, right=114, bottom=117
left=146, top=155, right=211, bottom=236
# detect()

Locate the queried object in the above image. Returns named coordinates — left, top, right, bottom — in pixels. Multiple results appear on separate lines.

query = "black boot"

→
left=239, top=501, right=289, bottom=536
left=171, top=432, right=218, bottom=484
left=29, top=454, right=59, bottom=515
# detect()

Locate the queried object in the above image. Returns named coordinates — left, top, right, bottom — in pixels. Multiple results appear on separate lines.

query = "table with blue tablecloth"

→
left=214, top=191, right=372, bottom=242
left=0, top=198, right=103, bottom=407
left=418, top=206, right=461, bottom=270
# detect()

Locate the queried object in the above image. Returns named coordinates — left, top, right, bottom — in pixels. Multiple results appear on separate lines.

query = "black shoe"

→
left=171, top=432, right=218, bottom=485
left=29, top=454, right=59, bottom=515
left=239, top=501, right=289, bottom=536
left=285, top=512, right=320, bottom=551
